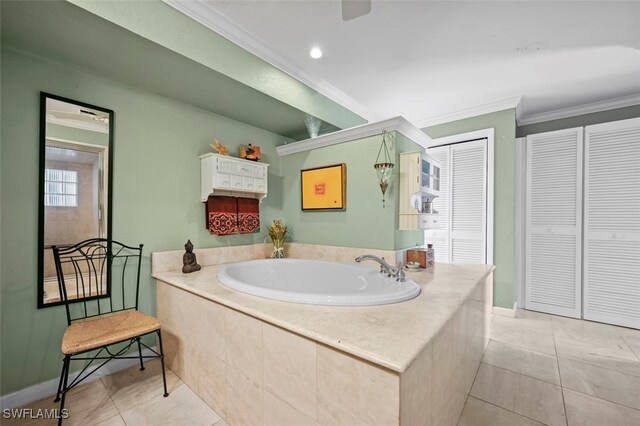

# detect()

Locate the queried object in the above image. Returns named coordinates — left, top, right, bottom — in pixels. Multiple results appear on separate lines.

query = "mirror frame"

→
left=37, top=92, right=114, bottom=309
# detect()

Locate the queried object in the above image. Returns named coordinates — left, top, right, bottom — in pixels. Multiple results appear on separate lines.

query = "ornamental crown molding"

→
left=276, top=116, right=432, bottom=156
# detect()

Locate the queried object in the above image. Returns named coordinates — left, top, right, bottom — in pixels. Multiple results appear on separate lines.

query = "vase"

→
left=271, top=245, right=285, bottom=259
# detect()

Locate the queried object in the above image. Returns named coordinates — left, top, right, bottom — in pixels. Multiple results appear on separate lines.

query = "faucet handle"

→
left=396, top=265, right=406, bottom=282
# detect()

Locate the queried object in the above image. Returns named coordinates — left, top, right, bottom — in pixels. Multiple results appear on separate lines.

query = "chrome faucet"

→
left=355, top=255, right=406, bottom=282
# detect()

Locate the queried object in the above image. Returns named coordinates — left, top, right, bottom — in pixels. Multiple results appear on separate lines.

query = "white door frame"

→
left=515, top=137, right=526, bottom=308
left=428, top=128, right=495, bottom=265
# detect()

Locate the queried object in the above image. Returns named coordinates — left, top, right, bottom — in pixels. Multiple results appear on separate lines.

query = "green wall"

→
left=517, top=104, right=640, bottom=137
left=280, top=132, right=423, bottom=251
left=423, top=109, right=517, bottom=309
left=46, top=123, right=109, bottom=147
left=69, top=0, right=367, bottom=131
left=0, top=47, right=286, bottom=395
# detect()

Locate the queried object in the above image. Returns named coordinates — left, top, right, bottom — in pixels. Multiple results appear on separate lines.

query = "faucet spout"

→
left=355, top=255, right=406, bottom=282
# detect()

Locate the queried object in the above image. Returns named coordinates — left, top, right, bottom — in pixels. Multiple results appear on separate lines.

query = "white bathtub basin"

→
left=217, top=259, right=420, bottom=306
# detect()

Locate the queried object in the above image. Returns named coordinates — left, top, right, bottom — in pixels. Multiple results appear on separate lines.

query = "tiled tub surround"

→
left=151, top=242, right=398, bottom=274
left=153, top=244, right=493, bottom=425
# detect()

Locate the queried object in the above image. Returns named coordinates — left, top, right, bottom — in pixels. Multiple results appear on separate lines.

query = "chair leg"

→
left=57, top=355, right=71, bottom=426
left=157, top=330, right=169, bottom=397
left=53, top=356, right=68, bottom=402
left=136, top=337, right=145, bottom=371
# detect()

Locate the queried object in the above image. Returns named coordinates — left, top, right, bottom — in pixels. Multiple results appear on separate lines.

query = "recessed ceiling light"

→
left=310, top=47, right=323, bottom=59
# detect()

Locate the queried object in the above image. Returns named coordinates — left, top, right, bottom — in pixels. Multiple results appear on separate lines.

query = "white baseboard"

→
left=493, top=302, right=517, bottom=318
left=0, top=347, right=157, bottom=410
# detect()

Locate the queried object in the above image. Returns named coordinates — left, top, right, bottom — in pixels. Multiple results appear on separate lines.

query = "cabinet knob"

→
left=613, top=233, right=623, bottom=239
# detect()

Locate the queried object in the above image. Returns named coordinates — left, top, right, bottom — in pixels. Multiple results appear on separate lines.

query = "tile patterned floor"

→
left=460, top=310, right=640, bottom=426
left=3, top=360, right=225, bottom=426
left=4, top=309, right=640, bottom=425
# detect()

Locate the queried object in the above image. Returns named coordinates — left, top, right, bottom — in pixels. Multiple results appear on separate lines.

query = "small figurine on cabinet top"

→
left=182, top=239, right=201, bottom=273
left=240, top=144, right=261, bottom=161
left=210, top=138, right=229, bottom=156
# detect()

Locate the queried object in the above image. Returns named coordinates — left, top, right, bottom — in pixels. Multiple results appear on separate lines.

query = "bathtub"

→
left=217, top=258, right=421, bottom=306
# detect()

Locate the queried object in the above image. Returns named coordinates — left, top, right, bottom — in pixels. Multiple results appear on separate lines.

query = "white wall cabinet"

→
left=425, top=146, right=450, bottom=262
left=398, top=152, right=441, bottom=230
left=425, top=138, right=490, bottom=264
left=200, top=153, right=269, bottom=202
left=525, top=118, right=640, bottom=328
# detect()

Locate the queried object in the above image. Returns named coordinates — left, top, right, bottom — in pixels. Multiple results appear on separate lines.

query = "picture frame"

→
left=300, top=163, right=346, bottom=211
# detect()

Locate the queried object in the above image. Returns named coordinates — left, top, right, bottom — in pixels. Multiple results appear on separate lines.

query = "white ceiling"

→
left=46, top=98, right=110, bottom=133
left=171, top=0, right=640, bottom=127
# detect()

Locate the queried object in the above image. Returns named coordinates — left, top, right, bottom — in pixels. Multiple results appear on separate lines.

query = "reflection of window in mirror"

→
left=39, top=94, right=113, bottom=307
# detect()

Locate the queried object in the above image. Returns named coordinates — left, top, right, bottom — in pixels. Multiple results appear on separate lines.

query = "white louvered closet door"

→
left=584, top=118, right=640, bottom=329
left=450, top=140, right=487, bottom=264
left=425, top=145, right=450, bottom=263
left=526, top=128, right=583, bottom=318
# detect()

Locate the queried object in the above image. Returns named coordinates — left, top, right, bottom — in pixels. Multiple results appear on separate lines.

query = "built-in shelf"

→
left=399, top=151, right=443, bottom=230
left=200, top=153, right=269, bottom=202
left=275, top=115, right=433, bottom=156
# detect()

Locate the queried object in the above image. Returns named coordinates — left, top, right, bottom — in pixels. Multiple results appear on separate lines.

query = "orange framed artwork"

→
left=300, top=163, right=347, bottom=211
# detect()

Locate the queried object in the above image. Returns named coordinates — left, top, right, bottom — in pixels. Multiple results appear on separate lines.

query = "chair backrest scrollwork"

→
left=52, top=238, right=144, bottom=325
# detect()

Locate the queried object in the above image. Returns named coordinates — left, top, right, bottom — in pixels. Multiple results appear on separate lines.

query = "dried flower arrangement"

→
left=267, top=220, right=287, bottom=258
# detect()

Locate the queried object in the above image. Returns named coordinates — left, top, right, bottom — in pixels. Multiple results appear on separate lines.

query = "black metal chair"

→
left=51, top=238, right=169, bottom=425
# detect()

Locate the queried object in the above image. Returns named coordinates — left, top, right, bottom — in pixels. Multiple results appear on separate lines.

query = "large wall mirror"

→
left=38, top=93, right=113, bottom=308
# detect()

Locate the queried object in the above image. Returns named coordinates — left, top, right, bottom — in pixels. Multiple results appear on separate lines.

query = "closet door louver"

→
left=425, top=145, right=450, bottom=262
left=584, top=118, right=640, bottom=329
left=450, top=140, right=487, bottom=264
left=526, top=128, right=582, bottom=318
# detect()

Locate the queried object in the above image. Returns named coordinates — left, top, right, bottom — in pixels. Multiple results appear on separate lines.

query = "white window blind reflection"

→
left=44, top=168, right=78, bottom=207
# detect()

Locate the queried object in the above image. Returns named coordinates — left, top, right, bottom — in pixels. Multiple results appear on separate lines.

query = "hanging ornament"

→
left=374, top=130, right=395, bottom=208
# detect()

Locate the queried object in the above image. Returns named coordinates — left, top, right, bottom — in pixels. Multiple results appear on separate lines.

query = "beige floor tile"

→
left=2, top=380, right=119, bottom=426
left=100, top=359, right=182, bottom=412
left=552, top=315, right=626, bottom=341
left=552, top=316, right=637, bottom=361
left=470, top=363, right=565, bottom=426
left=621, top=328, right=640, bottom=360
left=458, top=396, right=544, bottom=426
left=554, top=335, right=638, bottom=363
left=94, top=414, right=125, bottom=426
left=556, top=348, right=640, bottom=378
left=558, top=354, right=640, bottom=410
left=490, top=316, right=556, bottom=355
left=482, top=340, right=560, bottom=385
left=516, top=309, right=553, bottom=323
left=564, top=388, right=640, bottom=426
left=119, top=383, right=220, bottom=426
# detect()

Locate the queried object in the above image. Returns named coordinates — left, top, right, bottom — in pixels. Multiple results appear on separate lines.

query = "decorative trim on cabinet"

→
left=200, top=153, right=269, bottom=202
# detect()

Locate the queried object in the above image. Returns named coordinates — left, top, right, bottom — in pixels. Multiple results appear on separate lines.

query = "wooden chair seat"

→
left=62, top=310, right=161, bottom=355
